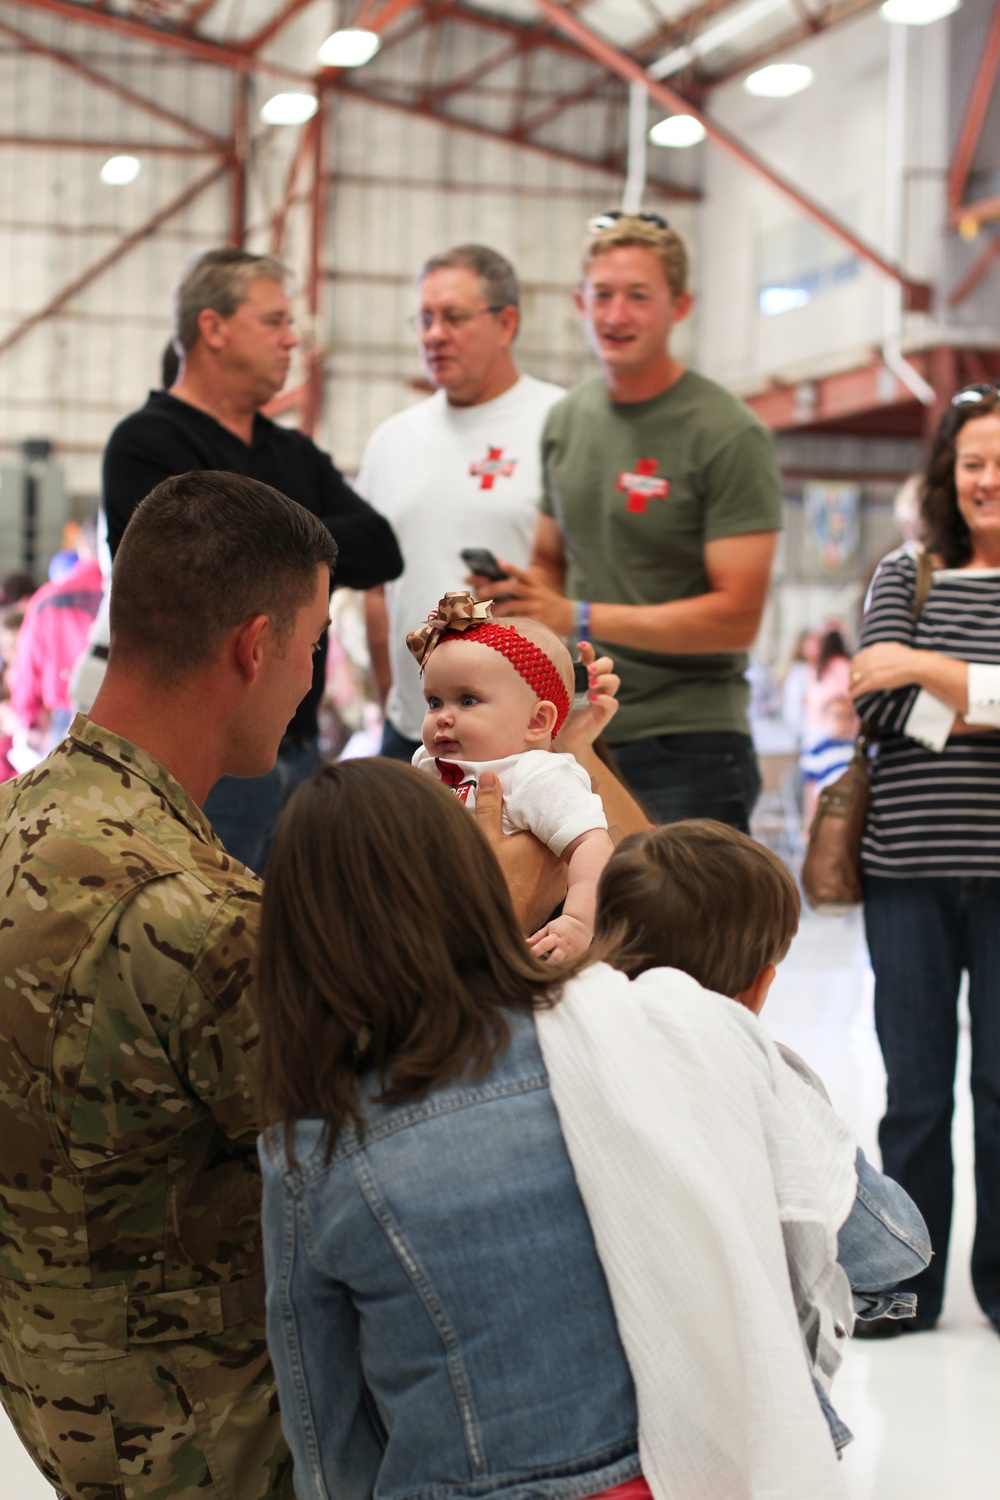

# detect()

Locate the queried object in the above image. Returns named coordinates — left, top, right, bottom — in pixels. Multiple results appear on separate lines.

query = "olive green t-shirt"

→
left=540, top=371, right=782, bottom=742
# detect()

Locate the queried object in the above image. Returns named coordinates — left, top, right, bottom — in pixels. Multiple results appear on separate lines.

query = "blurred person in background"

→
left=802, top=627, right=852, bottom=738
left=799, top=694, right=860, bottom=823
left=0, top=572, right=36, bottom=607
left=8, top=513, right=102, bottom=757
left=0, top=607, right=25, bottom=780
left=779, top=628, right=819, bottom=743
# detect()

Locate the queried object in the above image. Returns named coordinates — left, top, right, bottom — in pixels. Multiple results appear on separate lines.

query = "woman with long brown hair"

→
left=851, top=383, right=1000, bottom=1335
left=255, top=759, right=846, bottom=1500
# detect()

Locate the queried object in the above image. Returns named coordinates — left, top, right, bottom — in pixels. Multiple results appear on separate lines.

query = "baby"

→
left=407, top=592, right=612, bottom=961
left=594, top=818, right=931, bottom=1451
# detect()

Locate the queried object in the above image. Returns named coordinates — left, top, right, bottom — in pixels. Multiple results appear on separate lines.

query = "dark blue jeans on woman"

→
left=864, top=874, right=1000, bottom=1330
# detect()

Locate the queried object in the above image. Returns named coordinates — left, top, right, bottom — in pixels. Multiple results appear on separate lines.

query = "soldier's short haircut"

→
left=595, top=818, right=800, bottom=997
left=110, top=471, right=337, bottom=683
left=582, top=217, right=689, bottom=299
left=173, top=247, right=291, bottom=353
left=417, top=243, right=520, bottom=315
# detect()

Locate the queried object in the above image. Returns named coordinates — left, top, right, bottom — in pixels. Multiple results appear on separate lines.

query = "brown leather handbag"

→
left=801, top=549, right=934, bottom=914
left=801, top=730, right=872, bottom=913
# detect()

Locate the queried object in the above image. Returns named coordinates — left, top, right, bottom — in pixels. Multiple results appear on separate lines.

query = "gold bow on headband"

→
left=406, top=591, right=493, bottom=672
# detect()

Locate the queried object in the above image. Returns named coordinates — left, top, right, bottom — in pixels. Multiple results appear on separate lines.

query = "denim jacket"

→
left=259, top=1012, right=640, bottom=1500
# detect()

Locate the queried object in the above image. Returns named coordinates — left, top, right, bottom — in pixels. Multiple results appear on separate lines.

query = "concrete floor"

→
left=2, top=908, right=997, bottom=1498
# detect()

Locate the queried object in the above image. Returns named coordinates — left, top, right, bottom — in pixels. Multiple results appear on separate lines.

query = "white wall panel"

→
left=696, top=9, right=949, bottom=391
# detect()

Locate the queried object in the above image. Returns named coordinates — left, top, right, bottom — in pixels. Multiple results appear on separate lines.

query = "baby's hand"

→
left=527, top=913, right=592, bottom=962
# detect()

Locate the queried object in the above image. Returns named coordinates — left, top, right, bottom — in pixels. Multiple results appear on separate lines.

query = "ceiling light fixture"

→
left=648, top=114, right=707, bottom=148
left=99, top=155, right=140, bottom=185
left=745, top=62, right=813, bottom=97
left=880, top=0, right=959, bottom=22
left=317, top=28, right=381, bottom=67
left=260, top=92, right=319, bottom=125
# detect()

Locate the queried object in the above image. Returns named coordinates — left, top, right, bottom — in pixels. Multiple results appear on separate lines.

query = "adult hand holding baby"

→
left=473, top=769, right=567, bottom=937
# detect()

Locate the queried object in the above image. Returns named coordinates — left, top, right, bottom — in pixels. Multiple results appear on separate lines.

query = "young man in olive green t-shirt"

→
left=483, top=214, right=782, bottom=831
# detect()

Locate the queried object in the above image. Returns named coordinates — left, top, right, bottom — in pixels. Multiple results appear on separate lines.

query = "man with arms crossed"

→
left=489, top=214, right=782, bottom=831
left=0, top=472, right=336, bottom=1500
left=359, top=244, right=564, bottom=761
left=101, top=248, right=402, bottom=868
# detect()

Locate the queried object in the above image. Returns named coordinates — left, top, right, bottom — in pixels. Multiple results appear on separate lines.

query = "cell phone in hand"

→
left=573, top=660, right=590, bottom=695
left=460, top=547, right=509, bottom=583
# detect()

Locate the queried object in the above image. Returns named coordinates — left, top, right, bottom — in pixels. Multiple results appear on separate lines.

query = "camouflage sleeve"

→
left=163, top=879, right=263, bottom=1144
left=56, top=873, right=265, bottom=1153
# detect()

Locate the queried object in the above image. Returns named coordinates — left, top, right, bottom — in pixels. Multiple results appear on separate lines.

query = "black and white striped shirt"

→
left=856, top=546, right=1000, bottom=877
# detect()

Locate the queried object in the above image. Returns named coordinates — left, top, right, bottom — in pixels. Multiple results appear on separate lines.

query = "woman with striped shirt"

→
left=851, top=384, right=1000, bottom=1335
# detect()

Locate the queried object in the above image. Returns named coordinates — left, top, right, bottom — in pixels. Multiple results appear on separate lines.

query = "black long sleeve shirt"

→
left=102, top=390, right=402, bottom=737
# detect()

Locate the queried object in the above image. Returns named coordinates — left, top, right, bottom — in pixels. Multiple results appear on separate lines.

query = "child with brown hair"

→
left=407, top=592, right=613, bottom=961
left=594, top=818, right=932, bottom=1446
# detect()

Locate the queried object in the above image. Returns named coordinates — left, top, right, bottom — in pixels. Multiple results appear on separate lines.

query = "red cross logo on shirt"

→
left=616, top=458, right=670, bottom=514
left=470, top=447, right=517, bottom=490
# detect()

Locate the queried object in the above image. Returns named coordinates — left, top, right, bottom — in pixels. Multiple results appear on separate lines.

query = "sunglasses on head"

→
left=951, top=383, right=1000, bottom=406
left=587, top=210, right=671, bottom=233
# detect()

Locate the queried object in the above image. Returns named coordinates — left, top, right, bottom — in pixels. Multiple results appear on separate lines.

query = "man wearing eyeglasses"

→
left=487, top=213, right=782, bottom=832
left=359, top=244, right=565, bottom=761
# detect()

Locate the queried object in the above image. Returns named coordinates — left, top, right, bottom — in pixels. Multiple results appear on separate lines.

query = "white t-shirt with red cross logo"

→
left=355, top=375, right=565, bottom=740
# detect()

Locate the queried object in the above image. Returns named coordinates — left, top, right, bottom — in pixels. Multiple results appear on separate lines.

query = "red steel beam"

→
left=530, top=0, right=932, bottom=311
left=0, top=135, right=217, bottom=153
left=745, top=351, right=927, bottom=430
left=0, top=15, right=227, bottom=147
left=955, top=190, right=1000, bottom=226
left=10, top=0, right=310, bottom=79
left=418, top=37, right=524, bottom=109
left=947, top=228, right=1000, bottom=306
left=0, top=160, right=228, bottom=362
left=270, top=113, right=318, bottom=254
left=516, top=67, right=616, bottom=137
left=179, top=0, right=222, bottom=34
left=300, top=82, right=328, bottom=438
left=700, top=0, right=898, bottom=91
left=331, top=77, right=700, bottom=199
left=244, top=0, right=317, bottom=56
left=229, top=73, right=249, bottom=246
left=948, top=0, right=1000, bottom=221
left=423, top=0, right=584, bottom=60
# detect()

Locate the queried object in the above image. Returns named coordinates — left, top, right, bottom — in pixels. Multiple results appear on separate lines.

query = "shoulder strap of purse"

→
left=912, top=547, right=934, bottom=621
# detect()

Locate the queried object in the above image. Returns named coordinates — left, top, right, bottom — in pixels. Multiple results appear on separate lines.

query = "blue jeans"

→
left=839, top=1148, right=930, bottom=1317
left=204, top=738, right=323, bottom=875
left=379, top=719, right=421, bottom=764
left=864, top=874, right=1000, bottom=1328
left=609, top=731, right=761, bottom=832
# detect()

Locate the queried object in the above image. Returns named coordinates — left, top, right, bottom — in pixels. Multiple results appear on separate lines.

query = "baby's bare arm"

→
left=527, top=827, right=613, bottom=961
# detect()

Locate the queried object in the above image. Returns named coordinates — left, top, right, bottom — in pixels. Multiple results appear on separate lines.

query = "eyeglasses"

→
left=409, top=305, right=505, bottom=332
left=951, top=383, right=1000, bottom=406
left=587, top=210, right=671, bottom=233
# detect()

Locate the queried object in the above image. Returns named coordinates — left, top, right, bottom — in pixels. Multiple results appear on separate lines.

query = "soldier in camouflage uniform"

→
left=0, top=471, right=338, bottom=1500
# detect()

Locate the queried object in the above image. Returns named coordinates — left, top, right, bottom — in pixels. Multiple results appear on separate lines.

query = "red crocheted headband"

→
left=439, top=622, right=571, bottom=735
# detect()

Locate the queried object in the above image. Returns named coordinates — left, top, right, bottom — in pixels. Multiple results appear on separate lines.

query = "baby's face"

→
left=421, top=641, right=540, bottom=762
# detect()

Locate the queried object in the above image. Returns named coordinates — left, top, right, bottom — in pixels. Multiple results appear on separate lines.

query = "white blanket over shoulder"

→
left=536, top=963, right=856, bottom=1500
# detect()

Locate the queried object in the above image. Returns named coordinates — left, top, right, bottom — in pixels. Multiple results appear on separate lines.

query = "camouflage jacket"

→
left=0, top=716, right=292, bottom=1500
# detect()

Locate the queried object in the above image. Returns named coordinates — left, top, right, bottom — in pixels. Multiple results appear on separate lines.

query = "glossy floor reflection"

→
left=2, top=910, right=996, bottom=1498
